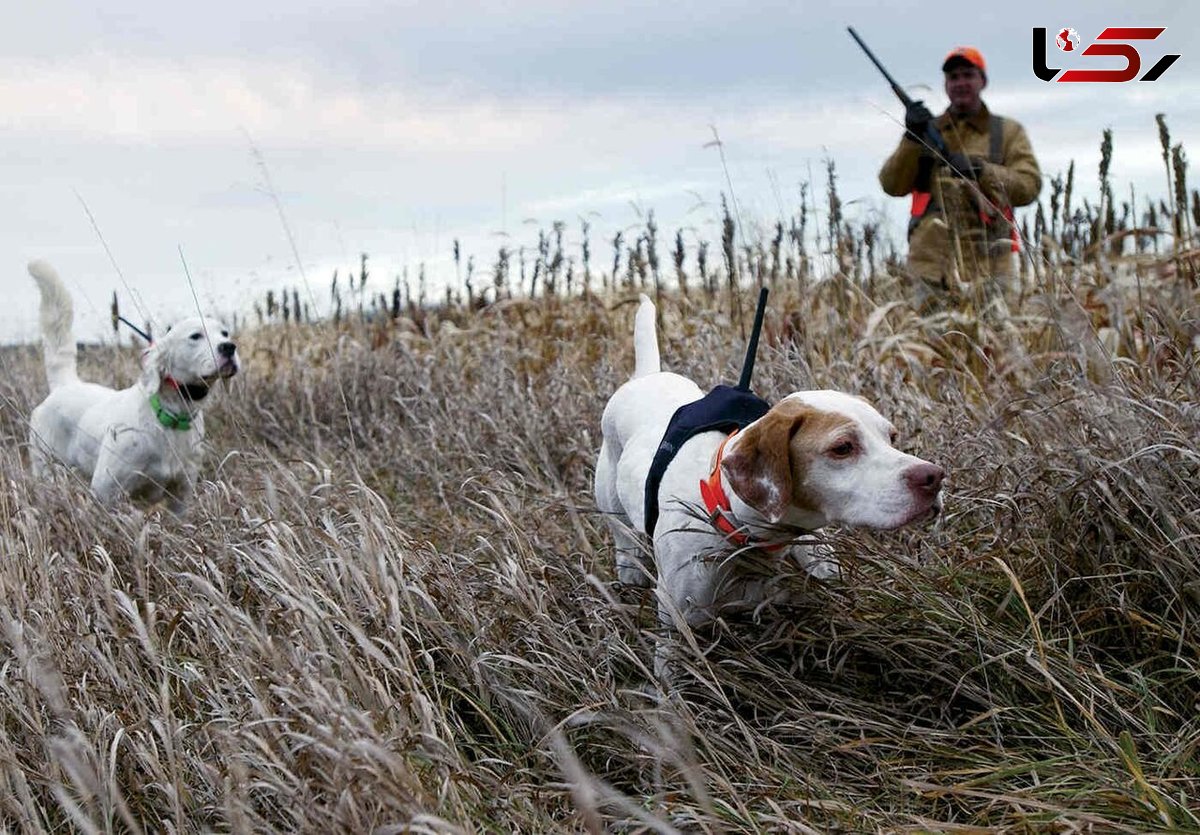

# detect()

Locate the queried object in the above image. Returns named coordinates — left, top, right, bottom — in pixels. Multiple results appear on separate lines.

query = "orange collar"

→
left=698, top=429, right=785, bottom=552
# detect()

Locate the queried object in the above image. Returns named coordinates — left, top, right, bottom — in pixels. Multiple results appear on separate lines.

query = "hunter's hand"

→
left=944, top=151, right=982, bottom=179
left=904, top=101, right=934, bottom=138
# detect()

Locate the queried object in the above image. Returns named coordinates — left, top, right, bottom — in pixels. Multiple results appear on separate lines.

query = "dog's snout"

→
left=218, top=341, right=237, bottom=358
left=905, top=462, right=945, bottom=497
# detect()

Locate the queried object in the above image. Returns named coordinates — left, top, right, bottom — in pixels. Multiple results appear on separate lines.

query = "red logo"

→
left=1056, top=28, right=1081, bottom=52
left=1033, top=27, right=1180, bottom=82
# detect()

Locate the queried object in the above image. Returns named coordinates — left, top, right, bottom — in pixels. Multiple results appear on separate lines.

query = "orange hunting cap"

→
left=942, top=46, right=986, bottom=74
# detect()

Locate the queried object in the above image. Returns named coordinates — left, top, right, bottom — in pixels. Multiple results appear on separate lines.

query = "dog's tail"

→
left=28, top=260, right=79, bottom=391
left=632, top=293, right=661, bottom=379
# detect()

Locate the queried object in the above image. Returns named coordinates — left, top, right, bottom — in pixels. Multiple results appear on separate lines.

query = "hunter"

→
left=879, top=46, right=1042, bottom=313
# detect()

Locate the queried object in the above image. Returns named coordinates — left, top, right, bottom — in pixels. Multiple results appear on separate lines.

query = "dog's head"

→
left=721, top=390, right=944, bottom=530
left=139, top=316, right=240, bottom=401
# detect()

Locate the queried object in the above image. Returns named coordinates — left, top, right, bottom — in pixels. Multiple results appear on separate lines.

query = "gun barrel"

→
left=846, top=26, right=913, bottom=106
left=848, top=25, right=952, bottom=160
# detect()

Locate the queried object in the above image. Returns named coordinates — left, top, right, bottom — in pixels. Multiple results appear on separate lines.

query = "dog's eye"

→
left=829, top=440, right=856, bottom=458
left=221, top=330, right=229, bottom=338
left=189, top=333, right=202, bottom=341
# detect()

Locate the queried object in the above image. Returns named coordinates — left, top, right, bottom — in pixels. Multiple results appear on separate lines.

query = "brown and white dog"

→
left=594, top=295, right=944, bottom=628
left=27, top=260, right=240, bottom=514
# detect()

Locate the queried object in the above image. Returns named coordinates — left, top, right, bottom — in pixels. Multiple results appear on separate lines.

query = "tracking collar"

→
left=699, top=430, right=786, bottom=553
left=149, top=392, right=192, bottom=431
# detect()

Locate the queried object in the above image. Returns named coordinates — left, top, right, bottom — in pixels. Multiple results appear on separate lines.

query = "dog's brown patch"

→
left=722, top=399, right=854, bottom=522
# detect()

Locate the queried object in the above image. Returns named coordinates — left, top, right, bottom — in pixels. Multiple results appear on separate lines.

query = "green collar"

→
left=149, top=392, right=192, bottom=431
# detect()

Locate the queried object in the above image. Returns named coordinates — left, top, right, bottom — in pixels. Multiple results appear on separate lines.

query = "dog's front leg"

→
left=793, top=541, right=840, bottom=580
left=652, top=597, right=693, bottom=687
left=90, top=466, right=127, bottom=506
left=651, top=544, right=723, bottom=686
left=90, top=441, right=150, bottom=507
left=28, top=439, right=51, bottom=479
left=164, top=478, right=195, bottom=517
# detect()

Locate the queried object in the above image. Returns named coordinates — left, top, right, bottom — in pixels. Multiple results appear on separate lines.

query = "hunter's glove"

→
left=944, top=151, right=983, bottom=180
left=905, top=100, right=934, bottom=138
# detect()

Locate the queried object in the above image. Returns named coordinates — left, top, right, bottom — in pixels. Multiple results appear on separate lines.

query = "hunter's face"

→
left=944, top=65, right=985, bottom=114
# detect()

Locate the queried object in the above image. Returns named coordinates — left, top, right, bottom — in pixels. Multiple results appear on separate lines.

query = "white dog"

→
left=594, top=295, right=944, bottom=628
left=27, top=260, right=240, bottom=514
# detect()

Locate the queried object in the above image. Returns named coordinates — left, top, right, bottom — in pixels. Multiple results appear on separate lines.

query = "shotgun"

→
left=847, top=26, right=952, bottom=163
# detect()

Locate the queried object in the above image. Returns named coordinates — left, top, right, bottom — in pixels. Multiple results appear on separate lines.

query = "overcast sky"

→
left=2, top=0, right=1197, bottom=343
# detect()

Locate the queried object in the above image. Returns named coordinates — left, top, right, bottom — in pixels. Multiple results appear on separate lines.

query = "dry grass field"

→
left=2, top=165, right=1200, bottom=831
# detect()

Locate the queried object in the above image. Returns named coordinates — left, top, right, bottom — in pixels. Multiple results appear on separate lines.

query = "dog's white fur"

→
left=594, top=295, right=945, bottom=627
left=27, top=260, right=240, bottom=513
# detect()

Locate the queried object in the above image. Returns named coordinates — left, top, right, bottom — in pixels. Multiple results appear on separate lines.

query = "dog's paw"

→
left=805, top=556, right=841, bottom=580
left=796, top=543, right=840, bottom=580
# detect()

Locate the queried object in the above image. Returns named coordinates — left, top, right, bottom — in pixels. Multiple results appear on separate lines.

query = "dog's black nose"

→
left=218, top=341, right=237, bottom=358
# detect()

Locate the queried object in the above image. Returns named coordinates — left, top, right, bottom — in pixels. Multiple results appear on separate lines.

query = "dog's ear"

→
left=721, top=399, right=811, bottom=523
left=138, top=343, right=166, bottom=393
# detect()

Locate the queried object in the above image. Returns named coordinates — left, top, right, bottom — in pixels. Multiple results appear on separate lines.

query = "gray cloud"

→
left=2, top=1, right=1197, bottom=341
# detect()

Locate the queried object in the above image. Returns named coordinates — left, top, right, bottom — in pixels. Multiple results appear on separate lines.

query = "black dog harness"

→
left=643, top=384, right=770, bottom=538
